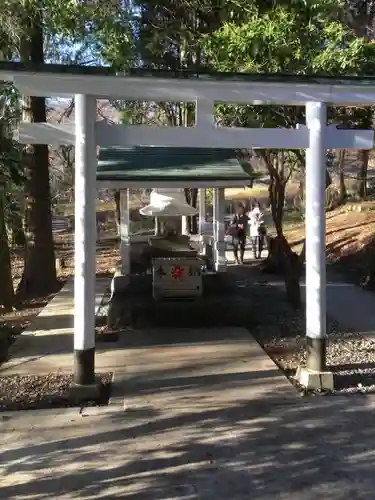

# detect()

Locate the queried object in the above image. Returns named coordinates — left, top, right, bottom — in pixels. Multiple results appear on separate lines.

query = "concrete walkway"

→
left=2, top=268, right=375, bottom=498
left=2, top=383, right=375, bottom=498
left=259, top=207, right=375, bottom=334
left=0, top=274, right=311, bottom=499
left=324, top=270, right=375, bottom=335
left=268, top=270, right=375, bottom=335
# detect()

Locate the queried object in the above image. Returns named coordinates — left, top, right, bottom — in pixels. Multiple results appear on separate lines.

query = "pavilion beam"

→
left=296, top=101, right=333, bottom=391
left=73, top=94, right=98, bottom=390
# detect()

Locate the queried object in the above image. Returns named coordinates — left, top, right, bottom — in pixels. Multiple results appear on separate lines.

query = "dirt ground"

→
left=225, top=183, right=300, bottom=204
left=0, top=229, right=120, bottom=364
left=283, top=203, right=375, bottom=281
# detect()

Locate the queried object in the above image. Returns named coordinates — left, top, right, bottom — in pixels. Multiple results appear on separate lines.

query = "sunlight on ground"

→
left=225, top=187, right=267, bottom=201
left=284, top=206, right=375, bottom=258
left=225, top=183, right=300, bottom=203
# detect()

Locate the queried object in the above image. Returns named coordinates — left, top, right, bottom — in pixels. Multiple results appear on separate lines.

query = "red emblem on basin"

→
left=171, top=265, right=185, bottom=279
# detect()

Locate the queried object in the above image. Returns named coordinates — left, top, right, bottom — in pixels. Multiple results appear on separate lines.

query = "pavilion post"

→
left=198, top=188, right=207, bottom=255
left=296, top=101, right=333, bottom=390
left=198, top=188, right=206, bottom=234
left=213, top=187, right=226, bottom=272
left=120, top=188, right=130, bottom=275
left=73, top=94, right=98, bottom=388
left=154, top=217, right=160, bottom=236
left=181, top=216, right=189, bottom=235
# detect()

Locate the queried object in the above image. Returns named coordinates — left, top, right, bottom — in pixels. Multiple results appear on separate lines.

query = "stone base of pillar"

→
left=110, top=267, right=130, bottom=297
left=70, top=378, right=101, bottom=400
left=306, top=337, right=326, bottom=372
left=215, top=257, right=227, bottom=273
left=199, top=235, right=208, bottom=256
left=214, top=241, right=226, bottom=272
left=71, top=347, right=101, bottom=399
left=295, top=365, right=334, bottom=391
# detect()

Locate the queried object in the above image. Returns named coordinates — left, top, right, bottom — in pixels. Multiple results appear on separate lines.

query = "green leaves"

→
left=0, top=0, right=134, bottom=67
left=204, top=2, right=375, bottom=135
left=205, top=5, right=375, bottom=77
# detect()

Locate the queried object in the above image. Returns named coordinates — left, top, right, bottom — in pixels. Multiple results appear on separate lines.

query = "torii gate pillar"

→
left=296, top=102, right=333, bottom=391
left=73, top=94, right=98, bottom=391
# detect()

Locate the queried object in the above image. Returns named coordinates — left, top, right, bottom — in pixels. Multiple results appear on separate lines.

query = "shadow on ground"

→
left=2, top=263, right=375, bottom=497
left=1, top=392, right=375, bottom=499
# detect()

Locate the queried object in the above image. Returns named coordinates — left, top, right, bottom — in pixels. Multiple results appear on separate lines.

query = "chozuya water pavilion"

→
left=97, top=146, right=250, bottom=298
left=2, top=61, right=374, bottom=394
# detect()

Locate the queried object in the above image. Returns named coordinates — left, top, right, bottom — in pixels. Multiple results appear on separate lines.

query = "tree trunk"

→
left=361, top=250, right=375, bottom=290
left=184, top=188, right=198, bottom=234
left=357, top=149, right=369, bottom=199
left=299, top=168, right=333, bottom=202
left=262, top=234, right=302, bottom=309
left=0, top=186, right=14, bottom=310
left=281, top=236, right=302, bottom=309
left=10, top=212, right=25, bottom=247
left=262, top=153, right=301, bottom=308
left=114, top=190, right=120, bottom=235
left=18, top=11, right=57, bottom=297
left=338, top=149, right=347, bottom=204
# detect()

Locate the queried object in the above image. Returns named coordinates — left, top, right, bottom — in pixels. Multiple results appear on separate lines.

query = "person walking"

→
left=249, top=204, right=266, bottom=259
left=227, top=203, right=248, bottom=264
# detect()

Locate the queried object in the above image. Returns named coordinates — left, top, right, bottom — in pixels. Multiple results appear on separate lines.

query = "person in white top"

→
left=249, top=204, right=266, bottom=259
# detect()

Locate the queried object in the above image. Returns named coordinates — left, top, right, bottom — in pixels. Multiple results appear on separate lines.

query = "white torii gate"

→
left=2, top=63, right=374, bottom=392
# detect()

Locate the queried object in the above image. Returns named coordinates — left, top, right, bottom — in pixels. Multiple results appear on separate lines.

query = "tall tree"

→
left=131, top=1, right=244, bottom=233
left=0, top=82, right=23, bottom=308
left=18, top=6, right=58, bottom=296
left=204, top=1, right=375, bottom=306
left=0, top=0, right=134, bottom=296
left=340, top=1, right=375, bottom=198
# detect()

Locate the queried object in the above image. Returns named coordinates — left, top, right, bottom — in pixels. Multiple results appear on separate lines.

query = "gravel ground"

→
left=240, top=275, right=375, bottom=395
left=0, top=372, right=113, bottom=411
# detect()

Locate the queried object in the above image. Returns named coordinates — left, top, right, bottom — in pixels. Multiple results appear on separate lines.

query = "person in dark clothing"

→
left=228, top=204, right=248, bottom=264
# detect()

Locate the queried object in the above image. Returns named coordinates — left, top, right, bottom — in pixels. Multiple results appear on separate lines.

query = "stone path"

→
left=2, top=384, right=375, bottom=498
left=324, top=270, right=375, bottom=335
left=2, top=263, right=375, bottom=498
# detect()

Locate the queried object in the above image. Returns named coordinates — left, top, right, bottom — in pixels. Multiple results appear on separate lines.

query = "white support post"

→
left=213, top=187, right=226, bottom=272
left=120, top=188, right=130, bottom=275
left=198, top=188, right=207, bottom=256
left=181, top=216, right=189, bottom=235
left=195, top=99, right=214, bottom=128
left=73, top=94, right=97, bottom=387
left=198, top=188, right=206, bottom=234
left=212, top=187, right=218, bottom=265
left=304, top=102, right=329, bottom=373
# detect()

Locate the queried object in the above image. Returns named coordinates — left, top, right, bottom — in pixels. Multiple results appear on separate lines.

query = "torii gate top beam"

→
left=2, top=62, right=372, bottom=150
left=2, top=61, right=375, bottom=105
